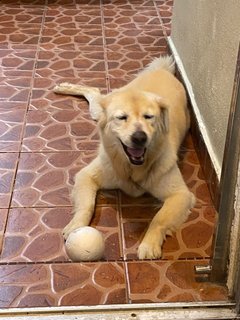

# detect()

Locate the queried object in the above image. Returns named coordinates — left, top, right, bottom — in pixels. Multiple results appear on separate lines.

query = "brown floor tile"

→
left=44, top=6, right=102, bottom=28
left=0, top=6, right=44, bottom=49
left=22, top=109, right=99, bottom=152
left=95, top=190, right=119, bottom=206
left=179, top=150, right=213, bottom=207
left=180, top=131, right=195, bottom=151
left=105, top=28, right=168, bottom=53
left=126, top=260, right=228, bottom=303
left=0, top=0, right=46, bottom=4
left=121, top=206, right=216, bottom=260
left=0, top=153, right=19, bottom=208
left=40, top=8, right=103, bottom=51
left=11, top=151, right=97, bottom=207
left=106, top=49, right=161, bottom=78
left=1, top=205, right=122, bottom=262
left=0, top=106, right=25, bottom=151
left=0, top=49, right=37, bottom=77
left=0, top=77, right=31, bottom=102
left=155, top=0, right=173, bottom=35
left=35, top=50, right=106, bottom=79
left=0, top=262, right=127, bottom=308
left=103, top=3, right=159, bottom=29
left=0, top=209, right=8, bottom=253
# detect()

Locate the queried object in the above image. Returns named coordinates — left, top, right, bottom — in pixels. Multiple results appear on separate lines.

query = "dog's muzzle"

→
left=121, top=131, right=147, bottom=165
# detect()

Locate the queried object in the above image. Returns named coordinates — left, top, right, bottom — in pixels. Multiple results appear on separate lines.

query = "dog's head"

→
left=94, top=90, right=169, bottom=166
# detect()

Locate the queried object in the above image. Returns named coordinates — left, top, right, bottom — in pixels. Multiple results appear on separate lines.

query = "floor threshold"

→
left=0, top=301, right=237, bottom=320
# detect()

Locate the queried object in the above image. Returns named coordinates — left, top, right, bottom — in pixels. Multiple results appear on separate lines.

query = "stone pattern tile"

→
left=126, top=260, right=228, bottom=303
left=11, top=151, right=97, bottom=207
left=1, top=206, right=121, bottom=263
left=0, top=0, right=228, bottom=309
left=0, top=153, right=19, bottom=207
left=121, top=205, right=216, bottom=261
left=0, top=262, right=127, bottom=308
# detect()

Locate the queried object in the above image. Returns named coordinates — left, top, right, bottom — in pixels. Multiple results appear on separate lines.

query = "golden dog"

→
left=54, top=55, right=195, bottom=259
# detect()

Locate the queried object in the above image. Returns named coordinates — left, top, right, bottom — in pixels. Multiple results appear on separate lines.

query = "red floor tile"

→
left=22, top=109, right=99, bottom=152
left=0, top=49, right=37, bottom=77
left=11, top=151, right=96, bottom=207
left=1, top=205, right=122, bottom=262
left=0, top=153, right=19, bottom=208
left=0, top=262, right=127, bottom=308
left=121, top=206, right=216, bottom=260
left=126, top=260, right=228, bottom=303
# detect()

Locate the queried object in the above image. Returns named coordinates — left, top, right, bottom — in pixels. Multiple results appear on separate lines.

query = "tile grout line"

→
left=1, top=5, right=48, bottom=254
left=0, top=256, right=211, bottom=267
left=100, top=0, right=111, bottom=93
left=153, top=0, right=170, bottom=39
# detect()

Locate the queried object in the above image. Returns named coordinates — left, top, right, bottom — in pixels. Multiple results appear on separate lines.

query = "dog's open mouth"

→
left=121, top=142, right=146, bottom=165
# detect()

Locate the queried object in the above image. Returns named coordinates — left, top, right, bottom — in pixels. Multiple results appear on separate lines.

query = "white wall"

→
left=170, top=0, right=240, bottom=170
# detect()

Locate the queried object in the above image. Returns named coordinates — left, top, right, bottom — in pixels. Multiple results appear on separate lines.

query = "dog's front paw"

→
left=138, top=242, right=162, bottom=260
left=63, top=220, right=85, bottom=240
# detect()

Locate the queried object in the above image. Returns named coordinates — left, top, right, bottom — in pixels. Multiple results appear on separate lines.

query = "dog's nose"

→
left=131, top=131, right=147, bottom=147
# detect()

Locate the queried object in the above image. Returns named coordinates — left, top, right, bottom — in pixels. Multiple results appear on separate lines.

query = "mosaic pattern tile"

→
left=103, top=3, right=160, bottom=29
left=0, top=6, right=44, bottom=49
left=0, top=0, right=228, bottom=309
left=39, top=7, right=103, bottom=51
left=22, top=109, right=99, bottom=151
left=1, top=205, right=121, bottom=262
left=126, top=260, right=228, bottom=303
left=155, top=0, right=173, bottom=35
left=11, top=151, right=97, bottom=207
left=0, top=153, right=19, bottom=208
left=105, top=28, right=168, bottom=53
left=44, top=7, right=102, bottom=28
left=0, top=102, right=26, bottom=151
left=0, top=209, right=8, bottom=253
left=179, top=151, right=213, bottom=207
left=0, top=77, right=31, bottom=102
left=35, top=50, right=106, bottom=79
left=106, top=50, right=161, bottom=78
left=0, top=49, right=36, bottom=77
left=0, top=262, right=127, bottom=308
left=121, top=206, right=216, bottom=260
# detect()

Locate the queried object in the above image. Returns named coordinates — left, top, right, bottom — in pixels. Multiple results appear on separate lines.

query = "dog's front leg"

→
left=63, top=160, right=102, bottom=239
left=138, top=167, right=195, bottom=259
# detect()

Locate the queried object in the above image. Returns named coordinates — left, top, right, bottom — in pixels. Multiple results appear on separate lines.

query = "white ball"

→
left=65, top=226, right=105, bottom=262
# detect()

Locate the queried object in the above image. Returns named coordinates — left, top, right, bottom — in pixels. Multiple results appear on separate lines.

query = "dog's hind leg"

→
left=53, top=83, right=103, bottom=120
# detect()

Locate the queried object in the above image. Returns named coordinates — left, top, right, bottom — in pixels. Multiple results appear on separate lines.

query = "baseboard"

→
left=167, top=37, right=221, bottom=208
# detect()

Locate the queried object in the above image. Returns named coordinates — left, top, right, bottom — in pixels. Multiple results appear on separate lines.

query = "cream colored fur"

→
left=54, top=56, right=195, bottom=259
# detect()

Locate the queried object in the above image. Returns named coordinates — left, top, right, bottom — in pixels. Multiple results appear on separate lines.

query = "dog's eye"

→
left=144, top=114, right=154, bottom=120
left=116, top=115, right=128, bottom=121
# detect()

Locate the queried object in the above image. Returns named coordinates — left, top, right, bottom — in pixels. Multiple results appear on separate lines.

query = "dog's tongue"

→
left=126, top=147, right=145, bottom=157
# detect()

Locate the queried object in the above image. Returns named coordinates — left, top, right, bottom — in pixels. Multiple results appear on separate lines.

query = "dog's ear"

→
left=89, top=96, right=105, bottom=122
left=143, top=92, right=169, bottom=134
left=158, top=99, right=169, bottom=134
left=88, top=97, right=108, bottom=130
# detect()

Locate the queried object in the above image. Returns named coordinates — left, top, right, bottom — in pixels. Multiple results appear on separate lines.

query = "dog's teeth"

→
left=132, top=156, right=144, bottom=161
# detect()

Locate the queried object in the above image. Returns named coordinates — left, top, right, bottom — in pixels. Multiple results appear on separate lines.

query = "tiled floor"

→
left=0, top=0, right=228, bottom=309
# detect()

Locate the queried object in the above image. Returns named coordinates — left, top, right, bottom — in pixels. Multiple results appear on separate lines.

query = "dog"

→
left=54, top=55, right=195, bottom=259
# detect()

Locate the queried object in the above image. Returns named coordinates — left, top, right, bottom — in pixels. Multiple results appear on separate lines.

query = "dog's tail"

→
left=143, top=55, right=175, bottom=74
